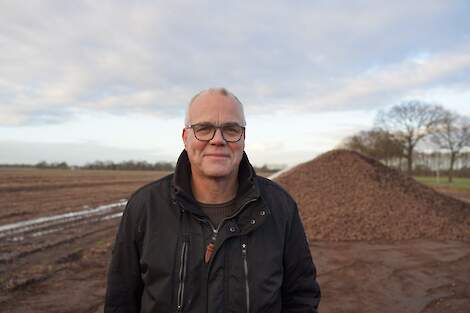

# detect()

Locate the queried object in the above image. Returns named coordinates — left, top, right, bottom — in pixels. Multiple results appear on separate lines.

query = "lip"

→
left=204, top=153, right=230, bottom=158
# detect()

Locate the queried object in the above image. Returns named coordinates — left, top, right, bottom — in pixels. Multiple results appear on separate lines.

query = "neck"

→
left=191, top=171, right=239, bottom=204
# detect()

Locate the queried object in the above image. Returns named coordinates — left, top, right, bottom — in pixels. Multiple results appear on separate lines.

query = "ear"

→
left=182, top=128, right=188, bottom=149
left=241, top=130, right=246, bottom=149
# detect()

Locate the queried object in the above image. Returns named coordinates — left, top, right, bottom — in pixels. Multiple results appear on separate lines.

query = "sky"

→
left=1, top=0, right=470, bottom=167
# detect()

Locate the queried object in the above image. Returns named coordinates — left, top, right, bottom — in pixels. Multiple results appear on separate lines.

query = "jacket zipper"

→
left=200, top=197, right=258, bottom=264
left=176, top=240, right=188, bottom=312
left=241, top=241, right=250, bottom=313
left=205, top=226, right=218, bottom=264
left=178, top=197, right=258, bottom=313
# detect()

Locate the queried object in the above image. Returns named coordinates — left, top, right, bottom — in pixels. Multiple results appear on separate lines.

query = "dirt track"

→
left=1, top=168, right=469, bottom=312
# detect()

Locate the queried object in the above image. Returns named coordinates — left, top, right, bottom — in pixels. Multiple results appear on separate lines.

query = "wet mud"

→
left=1, top=168, right=469, bottom=312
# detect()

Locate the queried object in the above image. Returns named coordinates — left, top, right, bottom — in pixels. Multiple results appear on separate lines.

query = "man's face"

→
left=182, top=92, right=245, bottom=180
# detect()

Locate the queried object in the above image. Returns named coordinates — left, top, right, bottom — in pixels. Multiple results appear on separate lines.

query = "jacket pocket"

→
left=176, top=239, right=189, bottom=312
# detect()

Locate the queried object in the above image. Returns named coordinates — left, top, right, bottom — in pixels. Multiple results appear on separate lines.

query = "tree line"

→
left=1, top=160, right=279, bottom=174
left=340, top=100, right=470, bottom=182
left=0, top=160, right=177, bottom=171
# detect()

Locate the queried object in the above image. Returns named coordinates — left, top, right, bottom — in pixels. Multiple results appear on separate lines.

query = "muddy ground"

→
left=0, top=168, right=168, bottom=225
left=1, top=168, right=469, bottom=313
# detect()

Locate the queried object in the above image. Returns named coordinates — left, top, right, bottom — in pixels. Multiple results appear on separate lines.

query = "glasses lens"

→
left=221, top=125, right=243, bottom=142
left=193, top=124, right=215, bottom=141
left=192, top=124, right=244, bottom=142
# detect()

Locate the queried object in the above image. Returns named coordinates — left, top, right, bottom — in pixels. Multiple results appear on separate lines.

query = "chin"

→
left=202, top=165, right=235, bottom=178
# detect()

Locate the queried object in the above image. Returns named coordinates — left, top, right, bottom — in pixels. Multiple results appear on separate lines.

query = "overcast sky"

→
left=1, top=0, right=470, bottom=167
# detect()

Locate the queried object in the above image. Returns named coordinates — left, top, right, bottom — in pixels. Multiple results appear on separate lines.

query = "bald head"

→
left=185, top=88, right=246, bottom=127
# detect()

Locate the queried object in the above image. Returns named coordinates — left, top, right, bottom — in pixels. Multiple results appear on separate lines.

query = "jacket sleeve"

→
left=281, top=202, right=321, bottom=313
left=104, top=197, right=144, bottom=313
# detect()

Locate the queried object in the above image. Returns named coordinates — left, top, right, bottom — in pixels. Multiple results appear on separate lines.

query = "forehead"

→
left=189, top=92, right=244, bottom=124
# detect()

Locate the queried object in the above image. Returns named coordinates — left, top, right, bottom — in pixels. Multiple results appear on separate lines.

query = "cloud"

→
left=290, top=46, right=470, bottom=112
left=1, top=0, right=470, bottom=126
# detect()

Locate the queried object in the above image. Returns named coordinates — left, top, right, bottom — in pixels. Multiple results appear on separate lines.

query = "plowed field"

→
left=0, top=168, right=169, bottom=312
left=1, top=165, right=469, bottom=313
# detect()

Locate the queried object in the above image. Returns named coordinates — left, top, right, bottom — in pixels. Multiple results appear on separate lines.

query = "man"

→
left=104, top=88, right=321, bottom=313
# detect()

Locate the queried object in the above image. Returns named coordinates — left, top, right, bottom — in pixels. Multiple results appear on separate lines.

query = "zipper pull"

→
left=204, top=228, right=218, bottom=264
left=204, top=242, right=215, bottom=264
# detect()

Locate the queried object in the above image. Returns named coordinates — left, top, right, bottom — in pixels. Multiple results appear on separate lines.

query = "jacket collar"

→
left=171, top=150, right=260, bottom=216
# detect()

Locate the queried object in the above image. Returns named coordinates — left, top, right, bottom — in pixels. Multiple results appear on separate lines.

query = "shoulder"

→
left=254, top=175, right=297, bottom=214
left=255, top=176, right=295, bottom=202
left=125, top=173, right=174, bottom=213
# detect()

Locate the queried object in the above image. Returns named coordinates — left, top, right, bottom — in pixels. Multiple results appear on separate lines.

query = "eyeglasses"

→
left=186, top=123, right=245, bottom=142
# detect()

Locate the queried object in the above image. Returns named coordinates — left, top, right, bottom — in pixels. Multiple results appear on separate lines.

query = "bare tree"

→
left=340, top=129, right=404, bottom=165
left=340, top=131, right=369, bottom=155
left=375, top=100, right=446, bottom=174
left=431, top=112, right=470, bottom=182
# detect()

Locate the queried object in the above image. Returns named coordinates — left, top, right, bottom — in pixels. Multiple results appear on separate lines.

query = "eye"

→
left=195, top=124, right=214, bottom=134
left=223, top=125, right=243, bottom=136
left=223, top=126, right=239, bottom=134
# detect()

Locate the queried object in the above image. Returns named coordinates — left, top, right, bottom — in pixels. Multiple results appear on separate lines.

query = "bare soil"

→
left=0, top=168, right=170, bottom=312
left=314, top=240, right=470, bottom=313
left=0, top=168, right=168, bottom=225
left=275, top=149, right=470, bottom=241
left=1, top=165, right=469, bottom=312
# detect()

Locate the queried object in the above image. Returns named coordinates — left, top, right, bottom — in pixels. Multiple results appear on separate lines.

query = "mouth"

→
left=204, top=153, right=230, bottom=159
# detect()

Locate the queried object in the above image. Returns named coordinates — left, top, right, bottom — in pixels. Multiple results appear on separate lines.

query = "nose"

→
left=210, top=128, right=226, bottom=145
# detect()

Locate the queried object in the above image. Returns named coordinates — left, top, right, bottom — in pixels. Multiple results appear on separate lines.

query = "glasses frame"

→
left=186, top=123, right=246, bottom=143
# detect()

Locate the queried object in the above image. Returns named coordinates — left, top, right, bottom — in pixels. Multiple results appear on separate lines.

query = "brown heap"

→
left=274, top=149, right=470, bottom=241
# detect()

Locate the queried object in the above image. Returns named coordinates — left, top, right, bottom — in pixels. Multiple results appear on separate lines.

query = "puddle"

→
left=0, top=199, right=127, bottom=234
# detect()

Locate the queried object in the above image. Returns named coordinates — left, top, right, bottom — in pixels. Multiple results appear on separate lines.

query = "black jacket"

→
left=105, top=151, right=321, bottom=313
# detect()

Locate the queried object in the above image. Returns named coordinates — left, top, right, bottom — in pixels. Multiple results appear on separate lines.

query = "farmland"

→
left=0, top=168, right=170, bottom=312
left=1, top=165, right=470, bottom=312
